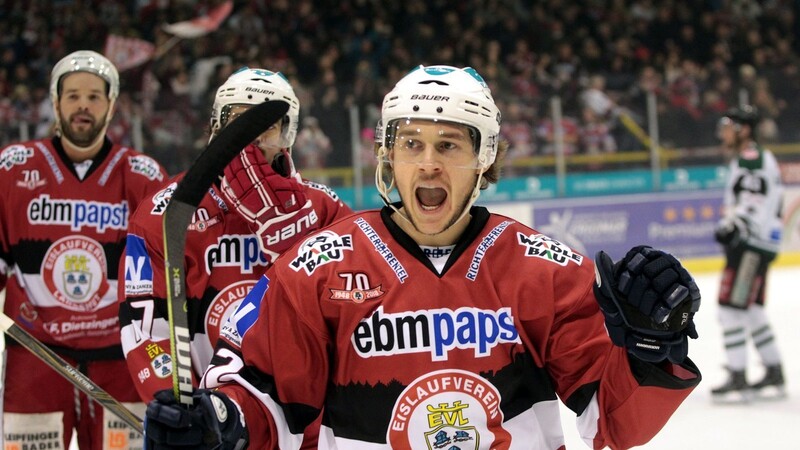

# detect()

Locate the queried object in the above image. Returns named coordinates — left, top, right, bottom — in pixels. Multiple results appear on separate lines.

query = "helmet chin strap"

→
left=375, top=145, right=484, bottom=235
left=56, top=99, right=116, bottom=154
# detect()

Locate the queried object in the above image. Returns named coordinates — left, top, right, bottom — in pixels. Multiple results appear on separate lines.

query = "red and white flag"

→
left=103, top=35, right=156, bottom=72
left=162, top=1, right=233, bottom=39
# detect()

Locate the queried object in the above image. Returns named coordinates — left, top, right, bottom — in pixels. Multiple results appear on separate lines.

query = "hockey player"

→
left=0, top=50, right=167, bottom=449
left=142, top=65, right=702, bottom=450
left=711, top=105, right=786, bottom=402
left=118, top=67, right=351, bottom=407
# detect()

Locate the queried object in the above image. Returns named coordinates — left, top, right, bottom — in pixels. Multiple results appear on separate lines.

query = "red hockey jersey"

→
left=209, top=206, right=701, bottom=450
left=119, top=173, right=352, bottom=401
left=0, top=138, right=166, bottom=352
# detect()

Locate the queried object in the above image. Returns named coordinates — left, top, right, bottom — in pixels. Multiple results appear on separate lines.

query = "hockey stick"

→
left=163, top=100, right=290, bottom=406
left=0, top=312, right=144, bottom=434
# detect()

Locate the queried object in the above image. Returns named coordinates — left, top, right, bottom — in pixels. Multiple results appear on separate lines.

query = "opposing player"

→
left=143, top=65, right=701, bottom=449
left=0, top=50, right=166, bottom=449
left=118, top=67, right=351, bottom=406
left=712, top=105, right=786, bottom=402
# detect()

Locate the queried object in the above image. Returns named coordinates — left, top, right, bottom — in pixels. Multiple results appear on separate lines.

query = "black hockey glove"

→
left=714, top=216, right=750, bottom=249
left=593, top=246, right=701, bottom=364
left=144, top=389, right=248, bottom=450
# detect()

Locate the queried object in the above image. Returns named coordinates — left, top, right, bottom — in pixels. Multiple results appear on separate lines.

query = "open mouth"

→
left=416, top=187, right=447, bottom=211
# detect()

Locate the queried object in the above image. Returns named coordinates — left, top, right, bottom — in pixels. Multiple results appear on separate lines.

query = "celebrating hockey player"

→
left=118, top=67, right=351, bottom=410
left=143, top=65, right=702, bottom=450
left=0, top=50, right=167, bottom=449
left=711, top=105, right=786, bottom=402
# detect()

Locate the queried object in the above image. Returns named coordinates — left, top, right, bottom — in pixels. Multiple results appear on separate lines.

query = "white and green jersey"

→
left=723, top=143, right=783, bottom=255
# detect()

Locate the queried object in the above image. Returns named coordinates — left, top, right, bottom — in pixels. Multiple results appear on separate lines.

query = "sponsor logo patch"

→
left=124, top=234, right=153, bottom=296
left=352, top=306, right=520, bottom=360
left=289, top=231, right=353, bottom=275
left=230, top=276, right=270, bottom=342
left=150, top=183, right=177, bottom=215
left=129, top=155, right=164, bottom=181
left=28, top=194, right=129, bottom=232
left=205, top=234, right=268, bottom=274
left=0, top=144, right=34, bottom=170
left=465, top=221, right=513, bottom=281
left=356, top=218, right=408, bottom=282
left=516, top=232, right=583, bottom=266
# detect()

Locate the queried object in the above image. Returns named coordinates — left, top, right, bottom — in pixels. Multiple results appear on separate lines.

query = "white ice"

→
left=9, top=266, right=792, bottom=449
left=560, top=266, right=800, bottom=449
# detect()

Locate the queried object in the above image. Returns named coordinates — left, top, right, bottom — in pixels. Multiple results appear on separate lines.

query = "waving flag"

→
left=162, top=1, right=233, bottom=38
left=103, top=35, right=156, bottom=71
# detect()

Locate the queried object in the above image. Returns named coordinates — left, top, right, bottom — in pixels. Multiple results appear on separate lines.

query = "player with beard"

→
left=0, top=50, right=166, bottom=449
left=143, top=66, right=702, bottom=450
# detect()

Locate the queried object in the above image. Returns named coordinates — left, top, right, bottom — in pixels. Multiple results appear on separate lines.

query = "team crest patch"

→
left=289, top=231, right=353, bottom=275
left=517, top=232, right=583, bottom=266
left=41, top=235, right=109, bottom=312
left=387, top=369, right=510, bottom=449
left=146, top=343, right=173, bottom=379
left=0, top=144, right=34, bottom=170
left=129, top=155, right=164, bottom=181
left=204, top=280, right=256, bottom=345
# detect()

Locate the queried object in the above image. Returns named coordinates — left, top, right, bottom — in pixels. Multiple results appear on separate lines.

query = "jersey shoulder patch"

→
left=124, top=234, right=154, bottom=296
left=303, top=179, right=340, bottom=202
left=149, top=182, right=178, bottom=215
left=0, top=143, right=36, bottom=171
left=128, top=154, right=165, bottom=182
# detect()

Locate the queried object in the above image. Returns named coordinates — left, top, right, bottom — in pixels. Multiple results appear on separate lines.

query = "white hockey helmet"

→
left=50, top=50, right=120, bottom=104
left=210, top=67, right=300, bottom=148
left=380, top=65, right=501, bottom=169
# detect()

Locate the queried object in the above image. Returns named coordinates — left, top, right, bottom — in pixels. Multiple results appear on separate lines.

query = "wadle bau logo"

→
left=290, top=231, right=353, bottom=275
left=129, top=155, right=164, bottom=181
left=516, top=232, right=583, bottom=267
left=0, top=144, right=34, bottom=170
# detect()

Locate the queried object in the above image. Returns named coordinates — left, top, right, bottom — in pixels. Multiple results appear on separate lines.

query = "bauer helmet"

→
left=210, top=67, right=300, bottom=148
left=50, top=50, right=120, bottom=104
left=379, top=65, right=501, bottom=170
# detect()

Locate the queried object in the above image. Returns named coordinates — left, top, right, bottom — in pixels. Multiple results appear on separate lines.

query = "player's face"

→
left=717, top=117, right=739, bottom=147
left=56, top=72, right=111, bottom=147
left=389, top=119, right=482, bottom=244
left=227, top=104, right=284, bottom=163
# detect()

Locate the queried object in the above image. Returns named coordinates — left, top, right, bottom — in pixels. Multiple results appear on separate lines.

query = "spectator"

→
left=294, top=116, right=333, bottom=170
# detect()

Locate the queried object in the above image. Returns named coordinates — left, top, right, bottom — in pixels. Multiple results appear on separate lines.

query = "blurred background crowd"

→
left=2, top=0, right=800, bottom=177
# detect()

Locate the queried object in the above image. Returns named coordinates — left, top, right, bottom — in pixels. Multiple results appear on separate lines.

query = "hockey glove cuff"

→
left=593, top=246, right=701, bottom=364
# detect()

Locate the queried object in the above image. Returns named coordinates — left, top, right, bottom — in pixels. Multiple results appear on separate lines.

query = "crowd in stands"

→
left=3, top=0, right=800, bottom=175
